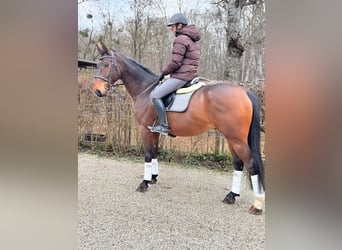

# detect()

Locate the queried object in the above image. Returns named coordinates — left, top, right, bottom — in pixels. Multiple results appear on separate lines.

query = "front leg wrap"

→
left=144, top=162, right=152, bottom=181
left=151, top=159, right=158, bottom=175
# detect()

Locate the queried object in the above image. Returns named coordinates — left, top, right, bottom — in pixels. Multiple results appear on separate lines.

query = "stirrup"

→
left=147, top=125, right=170, bottom=135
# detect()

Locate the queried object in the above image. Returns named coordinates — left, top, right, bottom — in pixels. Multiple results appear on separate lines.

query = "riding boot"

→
left=148, top=98, right=170, bottom=135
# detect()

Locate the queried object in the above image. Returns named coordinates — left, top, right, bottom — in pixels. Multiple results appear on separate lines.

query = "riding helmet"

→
left=167, top=13, right=189, bottom=26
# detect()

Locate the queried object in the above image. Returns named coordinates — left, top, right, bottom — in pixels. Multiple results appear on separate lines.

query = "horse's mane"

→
left=118, top=53, right=157, bottom=77
left=116, top=52, right=159, bottom=96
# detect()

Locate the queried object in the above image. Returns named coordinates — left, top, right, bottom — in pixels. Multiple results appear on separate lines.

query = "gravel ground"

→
left=78, top=153, right=265, bottom=250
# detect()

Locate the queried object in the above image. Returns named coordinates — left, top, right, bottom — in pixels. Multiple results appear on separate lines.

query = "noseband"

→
left=94, top=51, right=122, bottom=87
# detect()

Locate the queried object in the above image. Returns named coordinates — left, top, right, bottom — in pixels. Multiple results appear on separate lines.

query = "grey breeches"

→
left=150, top=77, right=187, bottom=100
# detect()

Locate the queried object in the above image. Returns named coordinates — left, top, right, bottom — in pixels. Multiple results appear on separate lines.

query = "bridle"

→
left=94, top=50, right=123, bottom=88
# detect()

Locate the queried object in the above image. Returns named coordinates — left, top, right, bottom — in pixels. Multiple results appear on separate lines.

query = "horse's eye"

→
left=104, top=63, right=110, bottom=67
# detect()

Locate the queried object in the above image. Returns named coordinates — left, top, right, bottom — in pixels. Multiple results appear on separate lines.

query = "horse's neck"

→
left=118, top=54, right=156, bottom=101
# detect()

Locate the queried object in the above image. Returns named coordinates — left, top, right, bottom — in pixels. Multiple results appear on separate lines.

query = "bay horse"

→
left=92, top=42, right=265, bottom=215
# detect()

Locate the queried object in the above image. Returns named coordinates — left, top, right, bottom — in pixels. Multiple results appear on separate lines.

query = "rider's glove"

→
left=158, top=73, right=165, bottom=82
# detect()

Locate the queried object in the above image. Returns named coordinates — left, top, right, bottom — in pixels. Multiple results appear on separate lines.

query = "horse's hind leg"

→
left=229, top=141, right=265, bottom=214
left=247, top=158, right=265, bottom=215
left=223, top=148, right=244, bottom=204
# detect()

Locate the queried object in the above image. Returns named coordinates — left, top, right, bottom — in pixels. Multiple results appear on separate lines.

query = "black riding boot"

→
left=148, top=98, right=170, bottom=135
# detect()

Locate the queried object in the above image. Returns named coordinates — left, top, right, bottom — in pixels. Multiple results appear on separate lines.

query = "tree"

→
left=125, top=0, right=154, bottom=61
left=213, top=0, right=265, bottom=83
left=78, top=14, right=94, bottom=60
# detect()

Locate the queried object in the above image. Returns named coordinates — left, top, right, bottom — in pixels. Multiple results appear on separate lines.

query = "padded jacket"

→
left=161, top=25, right=201, bottom=81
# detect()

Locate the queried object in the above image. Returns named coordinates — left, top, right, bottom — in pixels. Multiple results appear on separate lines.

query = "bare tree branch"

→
left=78, top=0, right=100, bottom=5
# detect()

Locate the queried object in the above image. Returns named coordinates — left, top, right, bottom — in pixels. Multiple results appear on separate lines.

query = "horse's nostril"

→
left=95, top=89, right=103, bottom=97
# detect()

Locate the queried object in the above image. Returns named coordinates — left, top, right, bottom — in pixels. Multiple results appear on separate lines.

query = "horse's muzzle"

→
left=93, top=79, right=108, bottom=97
left=95, top=89, right=103, bottom=97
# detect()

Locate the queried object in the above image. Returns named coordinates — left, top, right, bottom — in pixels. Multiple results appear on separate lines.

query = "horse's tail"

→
left=246, top=90, right=265, bottom=190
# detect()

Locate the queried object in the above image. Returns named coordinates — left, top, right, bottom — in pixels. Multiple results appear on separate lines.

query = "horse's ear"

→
left=96, top=41, right=110, bottom=56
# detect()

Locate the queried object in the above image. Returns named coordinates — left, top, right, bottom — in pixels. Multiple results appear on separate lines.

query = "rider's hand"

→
left=158, top=74, right=164, bottom=82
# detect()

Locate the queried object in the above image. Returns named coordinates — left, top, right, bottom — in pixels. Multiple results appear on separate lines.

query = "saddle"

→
left=162, top=77, right=208, bottom=112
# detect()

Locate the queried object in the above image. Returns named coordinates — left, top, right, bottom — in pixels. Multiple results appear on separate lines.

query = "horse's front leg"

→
left=136, top=129, right=159, bottom=192
left=150, top=158, right=159, bottom=184
left=223, top=150, right=244, bottom=204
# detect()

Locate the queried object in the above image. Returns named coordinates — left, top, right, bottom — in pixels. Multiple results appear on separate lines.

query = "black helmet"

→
left=167, top=13, right=188, bottom=26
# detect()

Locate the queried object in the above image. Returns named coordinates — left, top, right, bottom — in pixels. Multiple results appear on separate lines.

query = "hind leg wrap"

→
left=251, top=174, right=265, bottom=209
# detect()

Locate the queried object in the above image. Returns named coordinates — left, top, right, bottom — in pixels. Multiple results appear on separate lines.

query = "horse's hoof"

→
left=136, top=185, right=148, bottom=192
left=149, top=178, right=157, bottom=184
left=148, top=175, right=158, bottom=184
left=248, top=205, right=263, bottom=215
left=223, top=196, right=235, bottom=204
left=136, top=181, right=148, bottom=192
left=222, top=191, right=239, bottom=204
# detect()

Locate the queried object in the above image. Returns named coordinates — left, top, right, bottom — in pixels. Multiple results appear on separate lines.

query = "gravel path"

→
left=78, top=153, right=265, bottom=250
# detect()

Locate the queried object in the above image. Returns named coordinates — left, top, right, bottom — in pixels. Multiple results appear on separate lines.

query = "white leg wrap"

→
left=231, top=170, right=243, bottom=194
left=144, top=162, right=152, bottom=181
left=151, top=159, right=158, bottom=175
left=251, top=174, right=265, bottom=198
left=251, top=175, right=265, bottom=209
left=253, top=197, right=265, bottom=210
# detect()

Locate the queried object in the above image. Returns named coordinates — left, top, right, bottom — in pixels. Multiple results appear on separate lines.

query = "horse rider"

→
left=148, top=13, right=201, bottom=135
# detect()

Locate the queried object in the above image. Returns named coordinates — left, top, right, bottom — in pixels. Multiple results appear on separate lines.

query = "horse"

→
left=92, top=42, right=265, bottom=215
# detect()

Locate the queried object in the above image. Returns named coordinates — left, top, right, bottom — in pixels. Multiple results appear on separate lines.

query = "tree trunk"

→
left=224, top=0, right=245, bottom=83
